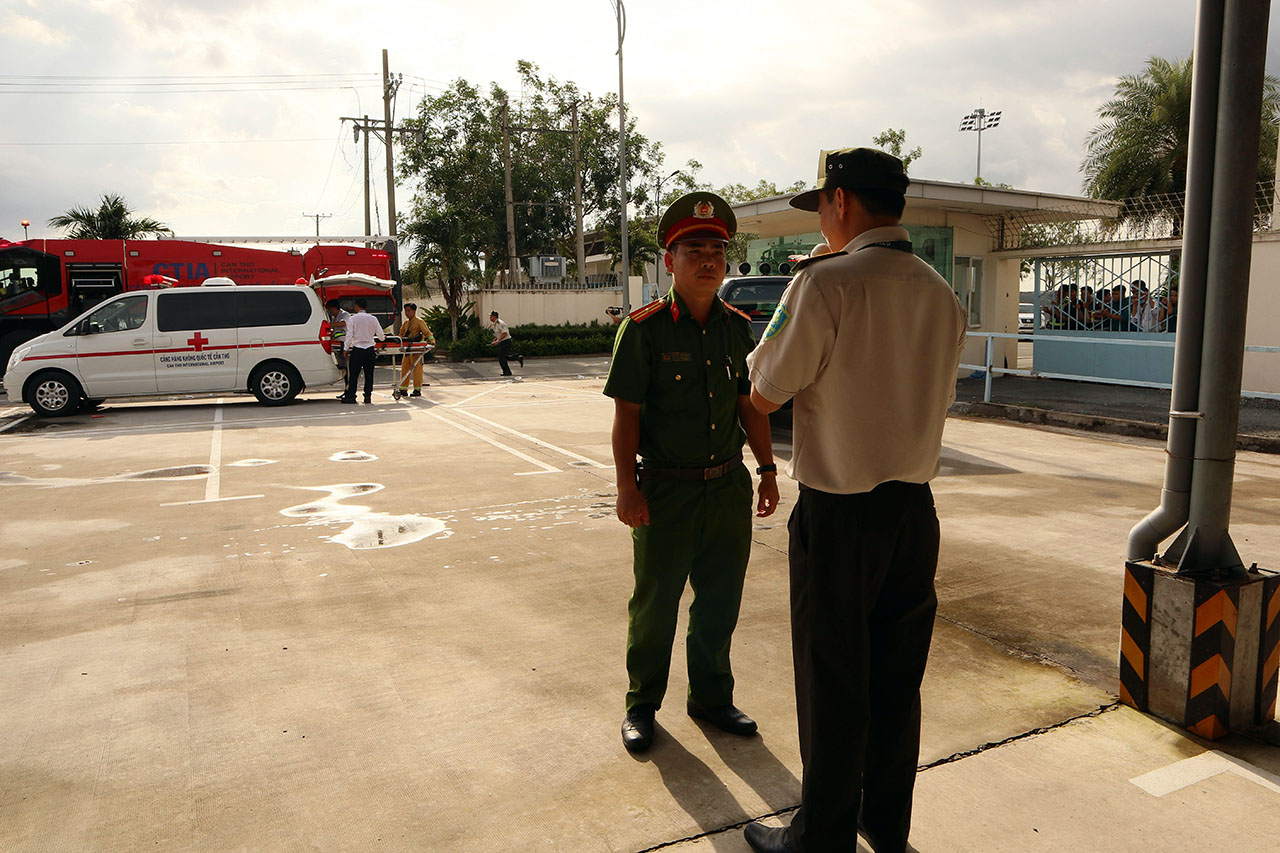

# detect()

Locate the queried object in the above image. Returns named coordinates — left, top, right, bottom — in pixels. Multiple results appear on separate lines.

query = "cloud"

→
left=8, top=14, right=68, bottom=45
left=5, top=0, right=1280, bottom=242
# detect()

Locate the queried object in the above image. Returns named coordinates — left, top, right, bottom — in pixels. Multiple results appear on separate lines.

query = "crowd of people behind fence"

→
left=1041, top=279, right=1178, bottom=333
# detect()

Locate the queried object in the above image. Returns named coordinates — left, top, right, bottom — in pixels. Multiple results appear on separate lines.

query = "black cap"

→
left=790, top=148, right=910, bottom=212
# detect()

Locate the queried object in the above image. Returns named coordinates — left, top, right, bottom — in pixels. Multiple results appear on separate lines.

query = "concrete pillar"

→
left=1121, top=561, right=1279, bottom=738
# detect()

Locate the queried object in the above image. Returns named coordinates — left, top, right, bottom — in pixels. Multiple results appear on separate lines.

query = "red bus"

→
left=0, top=238, right=400, bottom=366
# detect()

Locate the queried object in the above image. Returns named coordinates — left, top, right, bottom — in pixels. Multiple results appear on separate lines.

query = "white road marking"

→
left=161, top=494, right=264, bottom=507
left=532, top=382, right=608, bottom=398
left=424, top=410, right=559, bottom=475
left=445, top=383, right=507, bottom=409
left=451, top=408, right=607, bottom=468
left=0, top=414, right=32, bottom=434
left=1129, top=750, right=1280, bottom=797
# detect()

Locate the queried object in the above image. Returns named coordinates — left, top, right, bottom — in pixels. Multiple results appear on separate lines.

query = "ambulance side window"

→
left=157, top=292, right=237, bottom=332
left=82, top=295, right=148, bottom=334
left=236, top=290, right=311, bottom=327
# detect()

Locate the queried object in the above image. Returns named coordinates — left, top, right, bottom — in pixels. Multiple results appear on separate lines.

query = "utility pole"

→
left=342, top=113, right=418, bottom=239
left=612, top=0, right=631, bottom=313
left=958, top=107, right=1002, bottom=182
left=572, top=102, right=586, bottom=287
left=506, top=109, right=586, bottom=288
left=302, top=212, right=332, bottom=237
left=502, top=100, right=520, bottom=288
left=360, top=115, right=370, bottom=238
left=382, top=49, right=401, bottom=238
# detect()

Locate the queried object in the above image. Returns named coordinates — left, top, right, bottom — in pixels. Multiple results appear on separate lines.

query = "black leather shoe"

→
left=687, top=702, right=758, bottom=736
left=363, top=397, right=372, bottom=404
left=744, top=823, right=793, bottom=852
left=621, top=705, right=656, bottom=753
left=410, top=389, right=422, bottom=397
left=339, top=397, right=356, bottom=404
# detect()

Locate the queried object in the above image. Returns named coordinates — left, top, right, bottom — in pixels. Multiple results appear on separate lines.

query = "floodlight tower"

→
left=958, top=108, right=1002, bottom=182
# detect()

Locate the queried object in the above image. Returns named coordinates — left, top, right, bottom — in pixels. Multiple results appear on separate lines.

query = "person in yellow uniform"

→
left=394, top=303, right=434, bottom=397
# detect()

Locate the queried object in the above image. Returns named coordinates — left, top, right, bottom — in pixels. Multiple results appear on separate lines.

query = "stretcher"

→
left=383, top=335, right=435, bottom=400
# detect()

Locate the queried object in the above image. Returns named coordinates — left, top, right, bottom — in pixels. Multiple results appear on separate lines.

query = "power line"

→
left=0, top=138, right=332, bottom=147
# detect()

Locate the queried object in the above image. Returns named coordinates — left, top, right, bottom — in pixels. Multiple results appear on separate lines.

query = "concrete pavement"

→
left=1, top=364, right=1277, bottom=851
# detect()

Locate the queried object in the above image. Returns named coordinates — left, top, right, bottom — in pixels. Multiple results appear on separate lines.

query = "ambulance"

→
left=4, top=279, right=341, bottom=416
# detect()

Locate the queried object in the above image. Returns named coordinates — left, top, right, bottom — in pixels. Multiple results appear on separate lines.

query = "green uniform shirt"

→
left=604, top=288, right=756, bottom=467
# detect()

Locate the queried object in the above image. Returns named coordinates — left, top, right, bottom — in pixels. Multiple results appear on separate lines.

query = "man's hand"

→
left=756, top=474, right=780, bottom=517
left=616, top=483, right=650, bottom=527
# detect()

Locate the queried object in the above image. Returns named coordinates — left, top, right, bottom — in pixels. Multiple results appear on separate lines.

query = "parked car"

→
left=717, top=275, right=792, bottom=341
left=1019, top=302, right=1035, bottom=337
left=4, top=280, right=340, bottom=416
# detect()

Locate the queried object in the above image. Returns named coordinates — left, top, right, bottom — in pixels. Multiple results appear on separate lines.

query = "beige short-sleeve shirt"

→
left=747, top=226, right=967, bottom=494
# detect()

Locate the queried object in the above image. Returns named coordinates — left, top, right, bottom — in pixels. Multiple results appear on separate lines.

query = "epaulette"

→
left=628, top=299, right=667, bottom=323
left=722, top=301, right=753, bottom=323
left=791, top=250, right=848, bottom=273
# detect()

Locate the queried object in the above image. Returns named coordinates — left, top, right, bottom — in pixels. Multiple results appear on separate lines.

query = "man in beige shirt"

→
left=743, top=148, right=966, bottom=853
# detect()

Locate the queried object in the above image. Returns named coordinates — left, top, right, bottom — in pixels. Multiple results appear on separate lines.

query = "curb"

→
left=950, top=401, right=1280, bottom=455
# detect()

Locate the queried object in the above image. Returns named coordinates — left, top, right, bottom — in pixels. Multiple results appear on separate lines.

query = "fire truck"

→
left=0, top=237, right=401, bottom=367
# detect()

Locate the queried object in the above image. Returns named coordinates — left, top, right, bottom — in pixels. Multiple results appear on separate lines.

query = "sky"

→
left=5, top=0, right=1280, bottom=243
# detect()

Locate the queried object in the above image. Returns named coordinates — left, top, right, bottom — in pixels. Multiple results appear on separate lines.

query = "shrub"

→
left=443, top=320, right=619, bottom=361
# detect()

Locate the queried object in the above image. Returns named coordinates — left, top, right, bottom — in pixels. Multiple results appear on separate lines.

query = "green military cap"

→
left=790, top=147, right=909, bottom=211
left=657, top=191, right=737, bottom=249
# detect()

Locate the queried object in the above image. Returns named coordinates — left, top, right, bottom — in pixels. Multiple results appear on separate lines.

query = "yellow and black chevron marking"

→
left=1120, top=562, right=1154, bottom=710
left=1261, top=575, right=1280, bottom=724
left=1185, top=584, right=1239, bottom=740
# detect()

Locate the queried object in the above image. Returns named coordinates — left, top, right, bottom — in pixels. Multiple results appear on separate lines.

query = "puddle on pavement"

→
left=0, top=466, right=211, bottom=488
left=228, top=459, right=276, bottom=467
left=280, top=483, right=447, bottom=550
left=329, top=451, right=378, bottom=463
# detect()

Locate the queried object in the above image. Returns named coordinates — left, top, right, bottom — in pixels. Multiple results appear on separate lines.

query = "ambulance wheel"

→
left=250, top=362, right=302, bottom=406
left=26, top=370, right=83, bottom=417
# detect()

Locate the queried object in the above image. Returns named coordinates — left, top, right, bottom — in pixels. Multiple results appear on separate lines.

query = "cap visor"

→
left=789, top=189, right=820, bottom=212
left=664, top=228, right=731, bottom=248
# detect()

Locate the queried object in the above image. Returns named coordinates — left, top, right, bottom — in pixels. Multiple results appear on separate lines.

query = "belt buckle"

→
left=704, top=462, right=722, bottom=480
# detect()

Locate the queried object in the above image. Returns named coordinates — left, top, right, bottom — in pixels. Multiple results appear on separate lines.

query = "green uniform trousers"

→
left=625, top=463, right=753, bottom=711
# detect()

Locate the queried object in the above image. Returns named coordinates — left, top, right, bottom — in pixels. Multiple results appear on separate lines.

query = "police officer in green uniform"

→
left=604, top=191, right=780, bottom=753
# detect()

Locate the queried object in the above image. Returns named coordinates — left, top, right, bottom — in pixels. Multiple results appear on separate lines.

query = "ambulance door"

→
left=73, top=293, right=157, bottom=396
left=154, top=290, right=240, bottom=392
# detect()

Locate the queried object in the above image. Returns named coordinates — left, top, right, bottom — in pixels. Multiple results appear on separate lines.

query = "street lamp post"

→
left=653, top=169, right=680, bottom=292
left=610, top=0, right=630, bottom=314
left=958, top=107, right=1002, bottom=182
left=21, top=219, right=29, bottom=240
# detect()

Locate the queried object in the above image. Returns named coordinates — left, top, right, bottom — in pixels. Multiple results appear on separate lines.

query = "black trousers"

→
left=344, top=345, right=376, bottom=401
left=787, top=481, right=939, bottom=853
left=497, top=338, right=513, bottom=375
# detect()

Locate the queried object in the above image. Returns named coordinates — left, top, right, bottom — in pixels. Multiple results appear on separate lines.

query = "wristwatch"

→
left=756, top=464, right=777, bottom=475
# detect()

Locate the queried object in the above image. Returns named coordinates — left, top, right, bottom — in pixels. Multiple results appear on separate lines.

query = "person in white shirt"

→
left=743, top=148, right=966, bottom=853
left=339, top=299, right=385, bottom=404
left=488, top=311, right=523, bottom=376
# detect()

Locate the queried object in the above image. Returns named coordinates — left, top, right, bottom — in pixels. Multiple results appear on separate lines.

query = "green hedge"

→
left=445, top=321, right=619, bottom=361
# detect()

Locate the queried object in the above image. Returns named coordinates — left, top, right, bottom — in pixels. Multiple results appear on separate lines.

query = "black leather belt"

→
left=637, top=453, right=743, bottom=482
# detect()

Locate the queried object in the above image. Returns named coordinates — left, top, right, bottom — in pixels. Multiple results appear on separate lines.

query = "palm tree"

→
left=47, top=193, right=172, bottom=239
left=1082, top=56, right=1280, bottom=227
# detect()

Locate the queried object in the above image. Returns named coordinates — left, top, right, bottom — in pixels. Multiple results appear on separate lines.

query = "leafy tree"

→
left=398, top=60, right=662, bottom=308
left=716, top=179, right=809, bottom=204
left=47, top=193, right=171, bottom=239
left=1082, top=55, right=1280, bottom=228
left=871, top=128, right=923, bottom=173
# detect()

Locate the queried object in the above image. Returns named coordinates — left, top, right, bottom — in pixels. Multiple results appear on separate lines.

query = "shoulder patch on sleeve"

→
left=791, top=250, right=848, bottom=273
left=628, top=299, right=667, bottom=322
